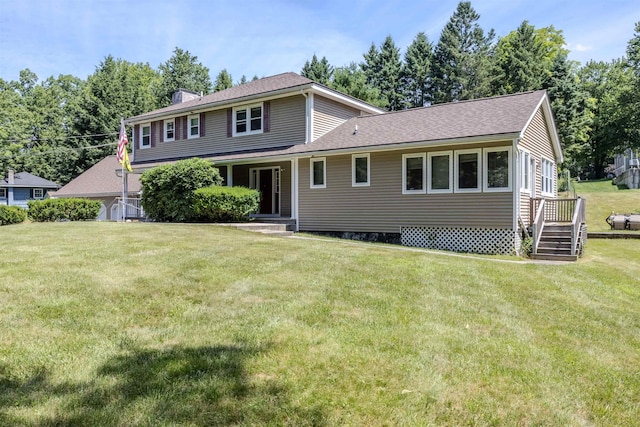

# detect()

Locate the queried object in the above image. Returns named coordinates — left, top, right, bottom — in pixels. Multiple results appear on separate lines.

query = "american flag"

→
left=116, top=119, right=128, bottom=163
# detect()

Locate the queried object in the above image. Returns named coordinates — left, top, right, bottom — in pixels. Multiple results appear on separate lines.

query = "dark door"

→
left=259, top=169, right=273, bottom=214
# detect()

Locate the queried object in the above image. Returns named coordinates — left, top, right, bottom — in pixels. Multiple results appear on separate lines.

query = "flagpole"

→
left=121, top=117, right=126, bottom=222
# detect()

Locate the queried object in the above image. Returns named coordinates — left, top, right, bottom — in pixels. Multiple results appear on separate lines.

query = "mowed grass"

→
left=570, top=179, right=640, bottom=231
left=1, top=222, right=639, bottom=426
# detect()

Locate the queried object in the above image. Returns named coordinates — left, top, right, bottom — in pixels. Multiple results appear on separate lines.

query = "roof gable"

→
left=1, top=172, right=60, bottom=188
left=54, top=156, right=141, bottom=197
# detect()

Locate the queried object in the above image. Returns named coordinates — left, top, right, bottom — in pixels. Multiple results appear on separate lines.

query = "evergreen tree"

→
left=214, top=69, right=233, bottom=91
left=301, top=54, right=334, bottom=85
left=625, top=21, right=640, bottom=148
left=238, top=75, right=248, bottom=85
left=361, top=36, right=404, bottom=110
left=329, top=62, right=384, bottom=108
left=157, top=47, right=212, bottom=106
left=403, top=32, right=433, bottom=107
left=432, top=1, right=495, bottom=103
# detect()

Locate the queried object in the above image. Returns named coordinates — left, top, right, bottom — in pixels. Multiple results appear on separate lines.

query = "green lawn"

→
left=1, top=222, right=639, bottom=426
left=569, top=179, right=640, bottom=231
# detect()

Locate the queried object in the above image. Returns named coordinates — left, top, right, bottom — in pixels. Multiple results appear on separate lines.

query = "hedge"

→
left=0, top=205, right=27, bottom=225
left=27, top=198, right=101, bottom=222
left=141, top=158, right=223, bottom=222
left=192, top=186, right=260, bottom=222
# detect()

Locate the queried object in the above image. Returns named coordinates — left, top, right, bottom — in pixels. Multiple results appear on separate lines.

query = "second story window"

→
left=164, top=119, right=175, bottom=142
left=233, top=103, right=263, bottom=136
left=188, top=115, right=200, bottom=139
left=140, top=124, right=151, bottom=148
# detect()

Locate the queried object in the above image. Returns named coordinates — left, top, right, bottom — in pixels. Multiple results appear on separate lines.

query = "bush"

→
left=27, top=198, right=101, bottom=222
left=521, top=236, right=533, bottom=257
left=141, top=158, right=223, bottom=222
left=0, top=205, right=27, bottom=225
left=193, top=186, right=260, bottom=222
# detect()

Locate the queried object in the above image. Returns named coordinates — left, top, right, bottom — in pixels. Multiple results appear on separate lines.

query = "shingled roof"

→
left=53, top=156, right=141, bottom=197
left=1, top=172, right=60, bottom=188
left=289, top=90, right=551, bottom=155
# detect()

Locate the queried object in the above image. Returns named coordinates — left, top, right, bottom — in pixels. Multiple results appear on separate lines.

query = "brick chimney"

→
left=7, top=169, right=14, bottom=185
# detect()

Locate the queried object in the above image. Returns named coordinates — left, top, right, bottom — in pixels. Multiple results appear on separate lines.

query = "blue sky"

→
left=1, top=0, right=638, bottom=83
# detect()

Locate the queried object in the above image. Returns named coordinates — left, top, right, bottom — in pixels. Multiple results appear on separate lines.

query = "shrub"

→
left=192, top=186, right=260, bottom=222
left=27, top=198, right=101, bottom=222
left=521, top=236, right=533, bottom=257
left=0, top=205, right=27, bottom=225
left=141, top=158, right=223, bottom=222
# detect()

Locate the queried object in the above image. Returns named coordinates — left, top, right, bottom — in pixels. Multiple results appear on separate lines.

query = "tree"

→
left=579, top=60, right=634, bottom=178
left=157, top=47, right=212, bottom=106
left=214, top=69, right=233, bottom=91
left=301, top=54, right=334, bottom=84
left=361, top=36, right=404, bottom=110
left=403, top=32, right=433, bottom=107
left=624, top=21, right=640, bottom=148
left=432, top=1, right=495, bottom=103
left=329, top=62, right=384, bottom=107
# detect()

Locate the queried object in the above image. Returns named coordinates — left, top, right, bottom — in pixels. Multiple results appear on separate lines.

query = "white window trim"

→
left=352, top=153, right=370, bottom=187
left=483, top=147, right=512, bottom=192
left=33, top=188, right=44, bottom=199
left=164, top=119, right=175, bottom=142
left=233, top=103, right=263, bottom=137
left=0, top=188, right=6, bottom=198
left=310, top=157, right=326, bottom=189
left=541, top=156, right=555, bottom=196
left=140, top=123, right=151, bottom=149
left=454, top=148, right=482, bottom=193
left=427, top=150, right=453, bottom=194
left=520, top=149, right=531, bottom=194
left=402, top=153, right=426, bottom=195
left=187, top=114, right=200, bottom=139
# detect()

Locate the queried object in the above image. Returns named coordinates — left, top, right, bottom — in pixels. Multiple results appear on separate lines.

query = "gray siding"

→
left=518, top=106, right=558, bottom=220
left=134, top=95, right=307, bottom=163
left=298, top=145, right=514, bottom=233
left=313, top=95, right=361, bottom=141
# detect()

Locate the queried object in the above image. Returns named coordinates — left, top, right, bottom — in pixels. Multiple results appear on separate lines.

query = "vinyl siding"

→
left=518, top=106, right=558, bottom=220
left=312, top=95, right=362, bottom=141
left=134, top=95, right=306, bottom=163
left=232, top=162, right=291, bottom=217
left=298, top=145, right=514, bottom=233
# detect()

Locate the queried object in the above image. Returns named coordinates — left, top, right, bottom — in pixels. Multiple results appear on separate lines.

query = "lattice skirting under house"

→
left=401, top=226, right=517, bottom=255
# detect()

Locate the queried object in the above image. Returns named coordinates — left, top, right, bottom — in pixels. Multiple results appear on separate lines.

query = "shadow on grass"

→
left=1, top=344, right=326, bottom=426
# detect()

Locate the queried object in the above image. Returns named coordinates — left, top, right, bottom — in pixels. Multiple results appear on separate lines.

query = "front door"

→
left=251, top=167, right=280, bottom=216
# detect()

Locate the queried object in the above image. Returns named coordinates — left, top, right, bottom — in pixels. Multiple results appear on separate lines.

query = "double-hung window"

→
left=310, top=157, right=326, bottom=189
left=233, top=103, right=263, bottom=136
left=0, top=188, right=5, bottom=198
left=164, top=119, right=175, bottom=142
left=427, top=151, right=453, bottom=193
left=140, top=123, right=151, bottom=148
left=33, top=188, right=44, bottom=199
left=402, top=153, right=426, bottom=194
left=455, top=149, right=481, bottom=192
left=484, top=147, right=511, bottom=192
left=188, top=114, right=200, bottom=139
left=352, top=153, right=370, bottom=187
left=541, top=157, right=555, bottom=195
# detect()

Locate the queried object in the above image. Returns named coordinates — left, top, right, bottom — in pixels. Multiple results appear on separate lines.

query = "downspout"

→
left=513, top=138, right=521, bottom=253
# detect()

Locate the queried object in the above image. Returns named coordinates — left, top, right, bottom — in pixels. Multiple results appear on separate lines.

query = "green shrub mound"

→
left=27, top=198, right=101, bottom=222
left=193, top=186, right=260, bottom=222
left=141, top=158, right=223, bottom=222
left=0, top=205, right=27, bottom=225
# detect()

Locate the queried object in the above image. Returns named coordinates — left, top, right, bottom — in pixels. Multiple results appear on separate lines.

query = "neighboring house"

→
left=52, top=156, right=142, bottom=220
left=125, top=72, right=582, bottom=258
left=613, top=148, right=640, bottom=189
left=1, top=170, right=60, bottom=208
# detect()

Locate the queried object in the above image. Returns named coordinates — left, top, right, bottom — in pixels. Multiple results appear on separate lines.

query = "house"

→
left=613, top=148, right=640, bottom=189
left=1, top=170, right=60, bottom=208
left=125, top=72, right=584, bottom=258
left=51, top=156, right=142, bottom=220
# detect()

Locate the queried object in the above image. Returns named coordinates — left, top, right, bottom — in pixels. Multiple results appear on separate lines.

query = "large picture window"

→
left=428, top=151, right=453, bottom=193
left=402, top=153, right=426, bottom=194
left=352, top=153, right=370, bottom=186
left=233, top=103, right=263, bottom=136
left=310, top=157, right=326, bottom=189
left=455, top=149, right=481, bottom=192
left=484, top=147, right=511, bottom=192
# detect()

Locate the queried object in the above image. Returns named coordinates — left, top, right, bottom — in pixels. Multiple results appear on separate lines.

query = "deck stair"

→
left=530, top=223, right=577, bottom=261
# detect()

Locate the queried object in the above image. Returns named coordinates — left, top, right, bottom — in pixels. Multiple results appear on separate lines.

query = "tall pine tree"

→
left=214, top=69, right=233, bottom=91
left=301, top=54, right=334, bottom=85
left=403, top=32, right=433, bottom=107
left=157, top=47, right=212, bottom=107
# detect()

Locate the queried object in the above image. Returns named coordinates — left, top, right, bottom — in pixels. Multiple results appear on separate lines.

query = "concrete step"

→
left=226, top=223, right=289, bottom=232
left=257, top=230, right=294, bottom=237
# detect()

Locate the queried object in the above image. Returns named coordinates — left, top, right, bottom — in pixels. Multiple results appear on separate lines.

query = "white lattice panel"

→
left=401, top=226, right=516, bottom=255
